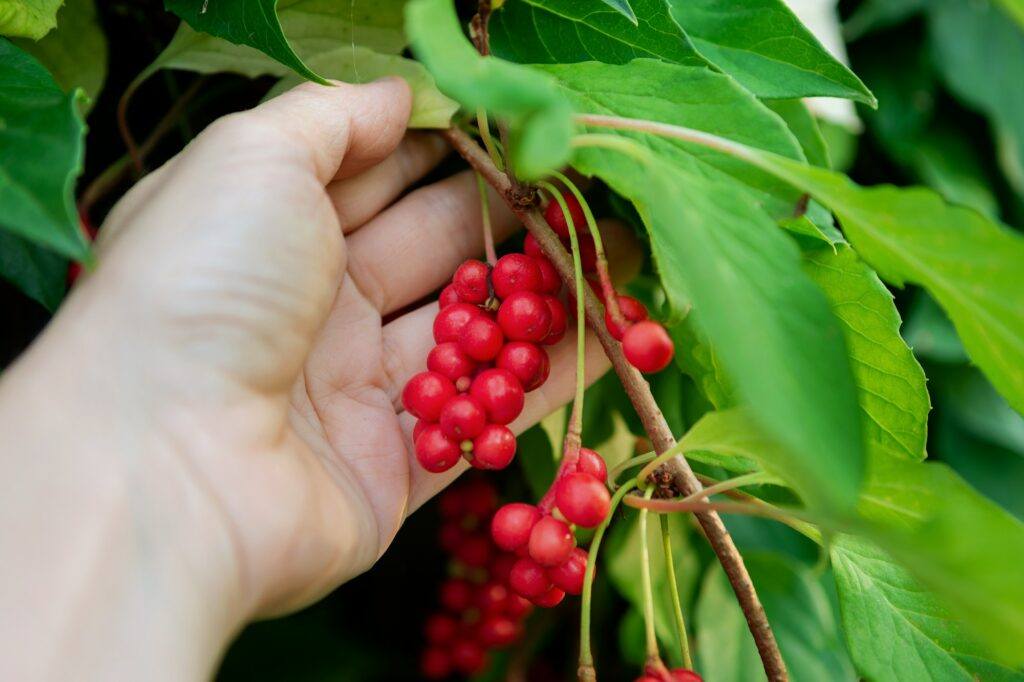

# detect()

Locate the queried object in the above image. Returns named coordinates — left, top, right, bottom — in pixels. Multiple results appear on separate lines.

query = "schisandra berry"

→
left=577, top=234, right=598, bottom=273
left=496, top=342, right=550, bottom=392
left=469, top=369, right=525, bottom=425
left=498, top=290, right=552, bottom=342
left=439, top=284, right=461, bottom=309
left=528, top=516, right=576, bottom=566
left=492, top=253, right=542, bottom=299
left=504, top=593, right=533, bottom=618
left=402, top=371, right=456, bottom=421
left=491, top=503, right=542, bottom=551
left=622, top=320, right=675, bottom=373
left=671, top=670, right=704, bottom=682
left=461, top=478, right=498, bottom=517
left=555, top=472, right=611, bottom=528
left=476, top=581, right=510, bottom=614
left=576, top=447, right=608, bottom=483
left=478, top=615, right=520, bottom=648
left=534, top=256, right=562, bottom=294
left=547, top=546, right=588, bottom=595
left=440, top=578, right=474, bottom=612
left=523, top=233, right=544, bottom=259
left=415, top=425, right=461, bottom=473
left=458, top=315, right=505, bottom=361
left=471, top=424, right=517, bottom=469
left=451, top=640, right=487, bottom=675
left=605, top=294, right=649, bottom=341
left=433, top=302, right=481, bottom=344
left=420, top=648, right=452, bottom=679
left=544, top=191, right=586, bottom=238
left=439, top=521, right=463, bottom=553
left=453, top=259, right=490, bottom=304
left=543, top=296, right=568, bottom=345
left=439, top=394, right=487, bottom=441
left=427, top=342, right=477, bottom=383
left=413, top=419, right=430, bottom=444
left=424, top=614, right=459, bottom=644
left=509, top=557, right=551, bottom=598
left=490, top=553, right=518, bottom=583
left=455, top=533, right=492, bottom=567
left=532, top=585, right=566, bottom=608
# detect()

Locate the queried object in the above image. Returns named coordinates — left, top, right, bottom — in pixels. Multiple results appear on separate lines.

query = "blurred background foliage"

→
left=2, top=0, right=1023, bottom=679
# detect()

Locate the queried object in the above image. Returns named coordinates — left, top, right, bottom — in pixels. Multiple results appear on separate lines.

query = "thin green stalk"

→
left=636, top=438, right=689, bottom=485
left=660, top=514, right=693, bottom=669
left=580, top=479, right=638, bottom=673
left=679, top=471, right=772, bottom=504
left=476, top=108, right=504, bottom=171
left=639, top=486, right=659, bottom=661
left=475, top=172, right=498, bottom=265
left=608, top=452, right=656, bottom=489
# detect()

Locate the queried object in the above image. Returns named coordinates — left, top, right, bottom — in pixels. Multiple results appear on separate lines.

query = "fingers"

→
left=327, top=133, right=450, bottom=233
left=345, top=171, right=518, bottom=314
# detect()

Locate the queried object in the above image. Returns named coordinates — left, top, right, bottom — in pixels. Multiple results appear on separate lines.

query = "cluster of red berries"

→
left=490, top=448, right=610, bottom=603
left=542, top=194, right=675, bottom=374
left=420, top=478, right=534, bottom=679
left=635, top=665, right=704, bottom=682
left=403, top=245, right=568, bottom=473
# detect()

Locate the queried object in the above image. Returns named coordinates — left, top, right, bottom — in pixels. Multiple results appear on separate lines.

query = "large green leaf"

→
left=695, top=554, right=855, bottom=682
left=572, top=144, right=864, bottom=513
left=13, top=0, right=107, bottom=112
left=667, top=0, right=874, bottom=105
left=803, top=245, right=930, bottom=462
left=0, top=40, right=89, bottom=260
left=0, top=0, right=60, bottom=39
left=489, top=0, right=705, bottom=67
left=764, top=99, right=830, bottom=169
left=164, top=0, right=330, bottom=83
left=406, top=0, right=572, bottom=178
left=0, top=230, right=67, bottom=311
left=832, top=536, right=1023, bottom=681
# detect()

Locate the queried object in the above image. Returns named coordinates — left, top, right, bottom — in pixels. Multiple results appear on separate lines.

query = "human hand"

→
left=0, top=79, right=622, bottom=678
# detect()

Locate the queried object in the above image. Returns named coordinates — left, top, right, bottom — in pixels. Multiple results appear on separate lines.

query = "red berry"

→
left=528, top=516, right=576, bottom=566
left=420, top=648, right=452, bottom=679
left=504, top=593, right=533, bottom=618
left=576, top=235, right=598, bottom=273
left=433, top=302, right=481, bottom=344
left=439, top=521, right=463, bottom=553
left=555, top=473, right=611, bottom=528
left=455, top=533, right=493, bottom=567
left=489, top=553, right=518, bottom=583
left=671, top=670, right=703, bottom=682
left=498, top=291, right=552, bottom=343
left=425, top=613, right=459, bottom=644
left=491, top=503, right=542, bottom=551
left=576, top=448, right=608, bottom=483
left=634, top=676, right=661, bottom=682
left=415, top=425, right=461, bottom=473
left=471, top=424, right=517, bottom=470
left=542, top=296, right=568, bottom=346
left=453, top=259, right=490, bottom=304
left=531, top=586, right=566, bottom=608
left=427, top=342, right=477, bottom=384
left=496, top=342, right=550, bottom=392
left=622, top=320, right=675, bottom=373
left=534, top=256, right=562, bottom=295
left=478, top=615, right=520, bottom=648
left=451, top=639, right=487, bottom=675
left=458, top=315, right=505, bottom=361
left=524, top=233, right=544, bottom=259
left=547, top=547, right=588, bottom=595
left=544, top=192, right=586, bottom=238
left=508, top=557, right=551, bottom=598
left=469, top=369, right=525, bottom=425
left=477, top=581, right=510, bottom=614
left=440, top=578, right=475, bottom=612
left=461, top=478, right=499, bottom=518
left=403, top=371, right=456, bottom=421
left=413, top=419, right=431, bottom=444
left=492, top=253, right=542, bottom=299
left=439, top=395, right=487, bottom=441
left=439, top=283, right=461, bottom=308
left=605, top=295, right=649, bottom=341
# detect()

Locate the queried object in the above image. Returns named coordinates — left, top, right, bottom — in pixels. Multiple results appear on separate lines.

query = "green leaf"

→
left=676, top=409, right=781, bottom=481
left=0, top=39, right=89, bottom=260
left=843, top=0, right=924, bottom=41
left=573, top=144, right=864, bottom=513
left=934, top=417, right=1024, bottom=521
left=764, top=99, right=830, bottom=169
left=802, top=245, right=930, bottom=462
left=745, top=151, right=1024, bottom=417
left=163, top=0, right=328, bottom=83
left=0, top=229, right=66, bottom=311
left=406, top=0, right=572, bottom=178
left=0, top=0, right=61, bottom=39
left=13, top=0, right=107, bottom=111
left=667, top=0, right=875, bottom=105
left=489, top=0, right=705, bottom=67
left=832, top=536, right=1023, bottom=681
left=695, top=553, right=856, bottom=682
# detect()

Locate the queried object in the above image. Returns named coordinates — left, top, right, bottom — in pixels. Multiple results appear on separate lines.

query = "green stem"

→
left=679, top=471, right=772, bottom=504
left=636, top=438, right=689, bottom=486
left=476, top=108, right=504, bottom=171
left=625, top=497, right=822, bottom=540
left=580, top=480, right=638, bottom=673
left=639, top=486, right=659, bottom=661
left=608, top=452, right=656, bottom=488
left=475, top=172, right=498, bottom=265
left=660, top=515, right=693, bottom=669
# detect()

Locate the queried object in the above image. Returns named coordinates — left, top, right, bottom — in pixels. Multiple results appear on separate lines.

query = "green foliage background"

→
left=2, top=0, right=1024, bottom=679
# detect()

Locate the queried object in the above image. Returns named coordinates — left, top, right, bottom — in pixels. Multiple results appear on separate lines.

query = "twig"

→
left=440, top=126, right=788, bottom=681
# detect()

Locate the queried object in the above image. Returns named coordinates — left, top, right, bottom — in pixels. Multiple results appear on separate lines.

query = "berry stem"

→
left=624, top=497, right=821, bottom=537
left=476, top=109, right=504, bottom=171
left=639, top=486, right=660, bottom=663
left=475, top=172, right=499, bottom=266
left=608, top=451, right=656, bottom=489
left=678, top=471, right=772, bottom=505
left=660, top=514, right=693, bottom=670
left=441, top=125, right=788, bottom=682
left=579, top=479, right=638, bottom=679
left=549, top=170, right=626, bottom=328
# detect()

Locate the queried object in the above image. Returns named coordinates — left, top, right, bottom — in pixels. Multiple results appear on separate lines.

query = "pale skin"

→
left=0, top=79, right=623, bottom=680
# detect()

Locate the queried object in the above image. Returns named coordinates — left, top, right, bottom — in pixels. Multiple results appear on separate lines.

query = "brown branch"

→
left=441, top=126, right=788, bottom=682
